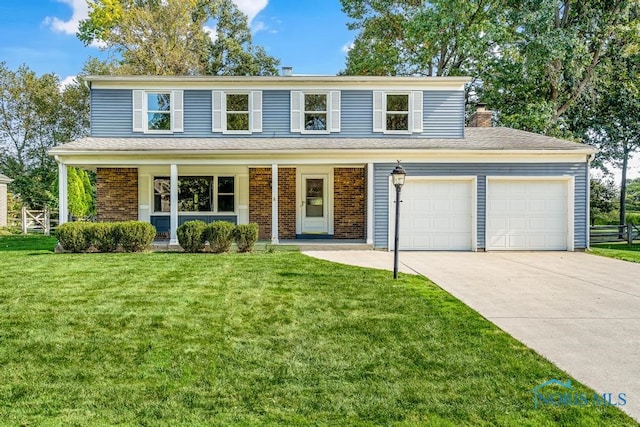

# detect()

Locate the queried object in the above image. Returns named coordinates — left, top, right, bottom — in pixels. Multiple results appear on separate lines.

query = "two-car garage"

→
left=391, top=177, right=573, bottom=251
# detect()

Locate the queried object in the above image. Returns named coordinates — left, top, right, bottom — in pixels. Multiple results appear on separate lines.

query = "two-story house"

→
left=50, top=75, right=595, bottom=251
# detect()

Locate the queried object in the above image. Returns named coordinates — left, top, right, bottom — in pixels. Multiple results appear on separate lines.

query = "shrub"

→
left=177, top=220, right=207, bottom=253
left=116, top=221, right=156, bottom=252
left=204, top=221, right=235, bottom=253
left=56, top=222, right=93, bottom=253
left=91, top=222, right=120, bottom=252
left=234, top=223, right=259, bottom=253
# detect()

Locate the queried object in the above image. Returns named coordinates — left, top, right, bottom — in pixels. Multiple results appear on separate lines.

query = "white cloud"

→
left=43, top=0, right=89, bottom=35
left=59, top=75, right=77, bottom=90
left=252, top=20, right=267, bottom=34
left=342, top=42, right=354, bottom=54
left=203, top=25, right=218, bottom=43
left=232, top=0, right=268, bottom=23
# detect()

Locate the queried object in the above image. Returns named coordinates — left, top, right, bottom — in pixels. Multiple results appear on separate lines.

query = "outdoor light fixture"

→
left=391, top=161, right=406, bottom=280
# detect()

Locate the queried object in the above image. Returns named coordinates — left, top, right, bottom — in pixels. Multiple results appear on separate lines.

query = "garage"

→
left=392, top=178, right=474, bottom=250
left=486, top=179, right=572, bottom=250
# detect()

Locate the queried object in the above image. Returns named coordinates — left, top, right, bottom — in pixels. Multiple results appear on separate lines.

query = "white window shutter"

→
left=172, top=90, right=184, bottom=133
left=212, top=90, right=223, bottom=132
left=411, top=90, right=423, bottom=133
left=251, top=90, right=262, bottom=133
left=329, top=90, right=341, bottom=133
left=290, top=91, right=302, bottom=133
left=373, top=91, right=384, bottom=132
left=132, top=90, right=144, bottom=132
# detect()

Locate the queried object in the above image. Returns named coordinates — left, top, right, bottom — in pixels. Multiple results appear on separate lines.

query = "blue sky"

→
left=0, top=0, right=354, bottom=83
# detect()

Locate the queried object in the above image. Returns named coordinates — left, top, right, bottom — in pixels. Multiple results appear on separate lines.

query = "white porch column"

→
left=366, top=163, right=374, bottom=245
left=170, top=164, right=179, bottom=245
left=58, top=162, right=68, bottom=225
left=271, top=164, right=279, bottom=244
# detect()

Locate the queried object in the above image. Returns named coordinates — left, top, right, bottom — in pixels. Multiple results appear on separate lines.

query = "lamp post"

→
left=391, top=161, right=406, bottom=279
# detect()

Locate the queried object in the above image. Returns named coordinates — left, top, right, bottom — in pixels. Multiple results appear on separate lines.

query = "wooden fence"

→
left=18, top=207, right=59, bottom=236
left=590, top=223, right=640, bottom=244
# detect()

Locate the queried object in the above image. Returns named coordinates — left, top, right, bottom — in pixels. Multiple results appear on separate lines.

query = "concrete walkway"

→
left=303, top=250, right=640, bottom=421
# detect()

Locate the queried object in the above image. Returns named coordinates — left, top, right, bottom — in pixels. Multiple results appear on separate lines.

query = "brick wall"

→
left=469, top=106, right=492, bottom=127
left=0, top=183, right=7, bottom=227
left=278, top=168, right=296, bottom=239
left=96, top=168, right=138, bottom=222
left=334, top=168, right=366, bottom=239
left=249, top=168, right=272, bottom=240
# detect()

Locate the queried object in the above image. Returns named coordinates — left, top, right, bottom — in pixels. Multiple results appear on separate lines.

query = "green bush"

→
left=204, top=221, right=235, bottom=253
left=56, top=222, right=93, bottom=253
left=91, top=222, right=120, bottom=252
left=234, top=223, right=259, bottom=253
left=116, top=221, right=156, bottom=252
left=626, top=211, right=640, bottom=225
left=177, top=220, right=207, bottom=253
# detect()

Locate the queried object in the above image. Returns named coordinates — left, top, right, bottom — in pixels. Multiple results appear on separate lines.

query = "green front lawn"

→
left=590, top=242, right=640, bottom=263
left=0, top=235, right=634, bottom=426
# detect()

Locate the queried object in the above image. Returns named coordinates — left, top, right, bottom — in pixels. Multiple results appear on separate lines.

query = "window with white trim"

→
left=133, top=90, right=184, bottom=133
left=212, top=91, right=262, bottom=134
left=290, top=91, right=341, bottom=133
left=153, top=176, right=235, bottom=213
left=373, top=91, right=423, bottom=134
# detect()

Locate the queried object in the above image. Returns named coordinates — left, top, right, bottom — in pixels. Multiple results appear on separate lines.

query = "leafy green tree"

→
left=590, top=178, right=618, bottom=225
left=78, top=0, right=279, bottom=76
left=626, top=178, right=640, bottom=212
left=482, top=0, right=640, bottom=135
left=0, top=62, right=92, bottom=209
left=572, top=13, right=640, bottom=225
left=67, top=167, right=93, bottom=218
left=340, top=0, right=506, bottom=77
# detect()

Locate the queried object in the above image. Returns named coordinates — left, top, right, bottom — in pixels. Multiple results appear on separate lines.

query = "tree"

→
left=590, top=178, right=618, bottom=225
left=204, top=0, right=279, bottom=76
left=481, top=0, right=640, bottom=135
left=78, top=0, right=279, bottom=76
left=0, top=62, right=91, bottom=208
left=67, top=167, right=93, bottom=218
left=626, top=178, right=640, bottom=212
left=572, top=12, right=640, bottom=225
left=340, top=0, right=506, bottom=77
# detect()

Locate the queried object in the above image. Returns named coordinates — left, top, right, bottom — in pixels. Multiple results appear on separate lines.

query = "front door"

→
left=301, top=175, right=328, bottom=234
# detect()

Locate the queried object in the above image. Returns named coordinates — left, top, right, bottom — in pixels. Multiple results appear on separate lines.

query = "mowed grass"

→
left=590, top=242, right=640, bottom=263
left=0, top=236, right=635, bottom=426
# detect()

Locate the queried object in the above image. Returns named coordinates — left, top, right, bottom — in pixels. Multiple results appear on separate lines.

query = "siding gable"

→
left=91, top=88, right=465, bottom=138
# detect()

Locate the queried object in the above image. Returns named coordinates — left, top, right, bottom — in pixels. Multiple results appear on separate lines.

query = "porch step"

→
left=150, top=240, right=373, bottom=252
left=277, top=240, right=373, bottom=251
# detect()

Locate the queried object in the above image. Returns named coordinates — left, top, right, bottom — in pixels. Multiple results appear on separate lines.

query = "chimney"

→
left=282, top=66, right=293, bottom=77
left=469, top=103, right=492, bottom=127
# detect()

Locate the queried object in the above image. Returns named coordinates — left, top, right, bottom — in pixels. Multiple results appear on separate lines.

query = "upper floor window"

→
left=132, top=90, right=184, bottom=134
left=373, top=91, right=423, bottom=134
left=291, top=91, right=341, bottom=134
left=304, top=94, right=327, bottom=131
left=212, top=91, right=262, bottom=134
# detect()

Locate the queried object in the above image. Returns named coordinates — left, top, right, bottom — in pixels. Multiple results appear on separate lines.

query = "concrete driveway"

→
left=304, top=250, right=640, bottom=421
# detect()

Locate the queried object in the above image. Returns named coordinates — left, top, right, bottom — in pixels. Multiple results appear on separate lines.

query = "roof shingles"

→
left=50, top=127, right=594, bottom=154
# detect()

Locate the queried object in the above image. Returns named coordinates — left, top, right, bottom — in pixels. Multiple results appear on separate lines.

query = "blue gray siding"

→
left=373, top=163, right=588, bottom=250
left=91, top=89, right=464, bottom=138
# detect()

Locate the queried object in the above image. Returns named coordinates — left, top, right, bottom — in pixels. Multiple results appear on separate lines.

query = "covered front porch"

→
left=56, top=161, right=374, bottom=247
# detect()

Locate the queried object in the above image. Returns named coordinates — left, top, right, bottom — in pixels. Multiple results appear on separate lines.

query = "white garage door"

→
left=486, top=180, right=569, bottom=250
left=395, top=180, right=473, bottom=250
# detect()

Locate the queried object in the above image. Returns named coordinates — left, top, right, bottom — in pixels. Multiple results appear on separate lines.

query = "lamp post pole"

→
left=391, top=161, right=406, bottom=280
left=393, top=182, right=402, bottom=279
